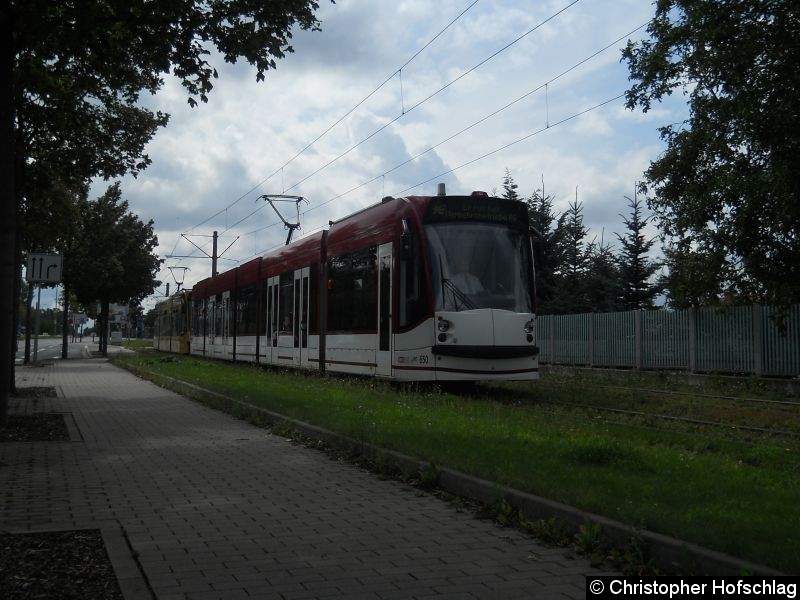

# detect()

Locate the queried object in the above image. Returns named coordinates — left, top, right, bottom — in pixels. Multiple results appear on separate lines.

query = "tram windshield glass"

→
left=425, top=222, right=533, bottom=313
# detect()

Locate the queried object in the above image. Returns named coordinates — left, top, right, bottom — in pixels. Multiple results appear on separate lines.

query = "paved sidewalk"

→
left=4, top=359, right=606, bottom=599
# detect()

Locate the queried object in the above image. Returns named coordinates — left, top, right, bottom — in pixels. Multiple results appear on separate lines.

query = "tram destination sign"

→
left=26, top=253, right=63, bottom=284
left=425, top=196, right=528, bottom=229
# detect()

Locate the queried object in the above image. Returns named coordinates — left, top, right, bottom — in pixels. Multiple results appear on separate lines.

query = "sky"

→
left=73, top=0, right=687, bottom=312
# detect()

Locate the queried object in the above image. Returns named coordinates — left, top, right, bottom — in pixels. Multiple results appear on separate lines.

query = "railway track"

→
left=544, top=381, right=800, bottom=407
left=538, top=398, right=800, bottom=438
left=483, top=380, right=800, bottom=440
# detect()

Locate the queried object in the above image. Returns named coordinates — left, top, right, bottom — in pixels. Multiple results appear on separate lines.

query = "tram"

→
left=153, top=290, right=191, bottom=354
left=158, top=188, right=540, bottom=381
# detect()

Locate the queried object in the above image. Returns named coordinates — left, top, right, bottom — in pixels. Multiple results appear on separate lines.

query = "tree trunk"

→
left=0, top=0, right=15, bottom=422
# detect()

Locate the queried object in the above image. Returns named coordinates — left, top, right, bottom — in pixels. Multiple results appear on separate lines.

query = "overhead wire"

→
left=161, top=1, right=482, bottom=284
left=391, top=94, right=626, bottom=197
left=159, top=4, right=648, bottom=292
left=178, top=0, right=482, bottom=239
left=229, top=92, right=627, bottom=267
left=164, top=0, right=574, bottom=282
left=278, top=0, right=583, bottom=197
left=179, top=0, right=582, bottom=254
left=238, top=22, right=648, bottom=239
left=174, top=0, right=588, bottom=275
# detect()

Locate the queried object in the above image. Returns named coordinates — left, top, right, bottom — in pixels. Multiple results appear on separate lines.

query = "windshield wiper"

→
left=441, top=278, right=476, bottom=311
left=438, top=255, right=476, bottom=311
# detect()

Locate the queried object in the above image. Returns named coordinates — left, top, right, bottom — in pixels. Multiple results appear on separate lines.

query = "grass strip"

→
left=114, top=352, right=800, bottom=573
left=121, top=339, right=153, bottom=350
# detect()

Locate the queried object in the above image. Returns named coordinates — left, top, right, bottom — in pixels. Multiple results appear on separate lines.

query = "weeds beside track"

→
left=113, top=351, right=800, bottom=573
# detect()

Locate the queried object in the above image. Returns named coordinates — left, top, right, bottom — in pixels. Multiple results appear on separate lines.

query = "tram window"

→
left=173, top=307, right=182, bottom=335
left=161, top=310, right=169, bottom=337
left=302, top=276, right=309, bottom=347
left=199, top=300, right=203, bottom=336
left=278, top=272, right=294, bottom=336
left=328, top=246, right=378, bottom=332
left=262, top=281, right=270, bottom=338
left=426, top=223, right=533, bottom=313
left=272, top=284, right=279, bottom=346
left=237, top=284, right=258, bottom=336
left=294, top=278, right=300, bottom=347
left=399, top=225, right=425, bottom=328
left=191, top=299, right=201, bottom=335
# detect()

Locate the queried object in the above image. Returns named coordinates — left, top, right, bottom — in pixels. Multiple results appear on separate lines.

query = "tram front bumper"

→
left=431, top=309, right=539, bottom=380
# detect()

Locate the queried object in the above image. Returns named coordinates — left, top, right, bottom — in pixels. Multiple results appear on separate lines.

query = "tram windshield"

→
left=425, top=222, right=533, bottom=313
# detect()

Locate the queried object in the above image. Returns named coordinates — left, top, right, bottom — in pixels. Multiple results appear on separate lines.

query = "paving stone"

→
left=2, top=359, right=611, bottom=599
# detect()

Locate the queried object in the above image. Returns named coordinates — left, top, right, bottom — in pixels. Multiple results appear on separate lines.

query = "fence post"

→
left=753, top=304, right=763, bottom=377
left=588, top=313, right=594, bottom=367
left=549, top=315, right=554, bottom=364
left=635, top=309, right=642, bottom=370
left=688, top=307, right=697, bottom=372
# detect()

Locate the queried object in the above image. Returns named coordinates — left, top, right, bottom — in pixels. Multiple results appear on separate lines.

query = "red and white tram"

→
left=185, top=190, right=540, bottom=381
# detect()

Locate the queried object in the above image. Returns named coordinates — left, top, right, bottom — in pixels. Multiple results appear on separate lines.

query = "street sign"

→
left=109, top=304, right=129, bottom=324
left=26, top=254, right=63, bottom=284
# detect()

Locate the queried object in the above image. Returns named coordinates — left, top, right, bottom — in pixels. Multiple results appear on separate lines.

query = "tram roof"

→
left=189, top=193, right=504, bottom=297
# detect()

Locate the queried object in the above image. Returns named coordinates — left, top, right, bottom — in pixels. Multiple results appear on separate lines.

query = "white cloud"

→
left=89, top=0, right=680, bottom=306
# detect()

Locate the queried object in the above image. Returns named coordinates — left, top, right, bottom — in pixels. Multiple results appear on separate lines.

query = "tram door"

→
left=208, top=296, right=217, bottom=346
left=221, top=291, right=231, bottom=359
left=297, top=267, right=311, bottom=369
left=265, top=276, right=279, bottom=364
left=377, top=243, right=393, bottom=377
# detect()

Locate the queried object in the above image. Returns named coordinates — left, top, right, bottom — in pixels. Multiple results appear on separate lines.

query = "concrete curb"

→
left=128, top=365, right=786, bottom=577
left=101, top=523, right=156, bottom=600
left=1, top=523, right=154, bottom=600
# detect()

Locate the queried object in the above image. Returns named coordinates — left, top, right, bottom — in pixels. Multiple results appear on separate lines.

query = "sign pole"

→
left=32, top=285, right=41, bottom=363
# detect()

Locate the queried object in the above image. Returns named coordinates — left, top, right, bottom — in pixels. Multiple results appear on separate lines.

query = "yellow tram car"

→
left=154, top=290, right=191, bottom=354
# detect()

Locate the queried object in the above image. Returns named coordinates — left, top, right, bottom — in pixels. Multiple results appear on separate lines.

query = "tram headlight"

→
left=523, top=319, right=534, bottom=334
left=437, top=319, right=451, bottom=333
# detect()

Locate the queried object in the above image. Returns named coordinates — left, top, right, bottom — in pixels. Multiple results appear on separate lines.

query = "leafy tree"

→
left=616, top=193, right=661, bottom=309
left=67, top=184, right=162, bottom=355
left=622, top=0, right=800, bottom=310
left=21, top=175, right=87, bottom=360
left=660, top=241, right=726, bottom=309
left=143, top=307, right=158, bottom=331
left=1, top=2, right=16, bottom=412
left=2, top=0, right=328, bottom=419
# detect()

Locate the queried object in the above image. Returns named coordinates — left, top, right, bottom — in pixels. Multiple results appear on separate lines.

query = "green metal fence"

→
left=537, top=304, right=800, bottom=377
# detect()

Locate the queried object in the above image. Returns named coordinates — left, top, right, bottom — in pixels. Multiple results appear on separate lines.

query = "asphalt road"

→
left=14, top=338, right=90, bottom=363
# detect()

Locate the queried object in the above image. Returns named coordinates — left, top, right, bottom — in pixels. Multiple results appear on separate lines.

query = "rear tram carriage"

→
left=155, top=189, right=540, bottom=382
left=153, top=290, right=191, bottom=354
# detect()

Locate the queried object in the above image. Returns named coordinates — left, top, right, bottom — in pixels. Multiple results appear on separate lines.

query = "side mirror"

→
left=401, top=219, right=412, bottom=260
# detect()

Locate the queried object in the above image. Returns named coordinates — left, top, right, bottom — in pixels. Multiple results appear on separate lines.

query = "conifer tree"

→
left=551, top=193, right=590, bottom=314
left=501, top=168, right=521, bottom=201
left=526, top=183, right=560, bottom=314
left=585, top=237, right=622, bottom=313
left=615, top=193, right=661, bottom=310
